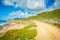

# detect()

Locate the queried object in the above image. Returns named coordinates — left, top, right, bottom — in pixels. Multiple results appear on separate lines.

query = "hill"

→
left=21, top=9, right=60, bottom=21
left=21, top=9, right=60, bottom=28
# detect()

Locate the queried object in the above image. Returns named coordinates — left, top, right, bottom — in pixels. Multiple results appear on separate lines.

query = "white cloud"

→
left=26, top=0, right=45, bottom=10
left=3, top=0, right=46, bottom=11
left=53, top=0, right=60, bottom=9
left=2, top=0, right=60, bottom=13
left=2, top=0, right=60, bottom=20
left=8, top=10, right=34, bottom=19
left=48, top=0, right=60, bottom=10
left=42, top=0, right=60, bottom=12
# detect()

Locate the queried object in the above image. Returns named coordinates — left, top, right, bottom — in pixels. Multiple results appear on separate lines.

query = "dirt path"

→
left=0, top=20, right=60, bottom=40
left=33, top=21, right=60, bottom=40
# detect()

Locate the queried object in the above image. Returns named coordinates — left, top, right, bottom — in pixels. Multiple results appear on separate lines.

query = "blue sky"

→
left=0, top=0, right=60, bottom=20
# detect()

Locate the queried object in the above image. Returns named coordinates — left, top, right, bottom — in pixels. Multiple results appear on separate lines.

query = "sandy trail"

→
left=33, top=21, right=60, bottom=40
left=0, top=20, right=60, bottom=40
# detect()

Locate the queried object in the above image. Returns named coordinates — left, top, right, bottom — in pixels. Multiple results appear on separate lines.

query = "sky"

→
left=0, top=0, right=60, bottom=20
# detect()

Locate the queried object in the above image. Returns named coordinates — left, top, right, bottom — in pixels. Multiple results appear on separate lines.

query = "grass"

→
left=52, top=24, right=60, bottom=29
left=21, top=9, right=60, bottom=21
left=48, top=23, right=60, bottom=29
left=20, top=9, right=60, bottom=29
left=0, top=23, right=37, bottom=40
left=0, top=27, right=3, bottom=30
left=44, top=21, right=60, bottom=29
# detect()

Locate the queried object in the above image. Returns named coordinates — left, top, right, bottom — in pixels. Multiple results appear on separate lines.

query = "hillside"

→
left=21, top=9, right=60, bottom=21
left=21, top=9, right=60, bottom=28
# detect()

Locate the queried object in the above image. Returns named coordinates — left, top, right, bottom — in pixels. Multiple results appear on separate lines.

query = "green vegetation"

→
left=47, top=22, right=60, bottom=29
left=21, top=9, right=60, bottom=28
left=0, top=27, right=3, bottom=30
left=0, top=24, right=37, bottom=40
left=21, top=9, right=60, bottom=21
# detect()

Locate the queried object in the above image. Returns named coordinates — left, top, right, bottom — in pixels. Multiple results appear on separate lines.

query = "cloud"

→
left=3, top=0, right=46, bottom=11
left=46, top=0, right=60, bottom=10
left=2, top=0, right=18, bottom=7
left=8, top=10, right=34, bottom=19
left=2, top=0, right=60, bottom=12
left=2, top=0, right=60, bottom=20
left=53, top=0, right=60, bottom=9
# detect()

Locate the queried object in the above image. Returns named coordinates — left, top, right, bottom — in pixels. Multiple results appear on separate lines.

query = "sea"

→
left=0, top=20, right=7, bottom=27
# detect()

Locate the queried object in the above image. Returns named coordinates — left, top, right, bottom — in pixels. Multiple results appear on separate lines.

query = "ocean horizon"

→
left=0, top=20, right=7, bottom=27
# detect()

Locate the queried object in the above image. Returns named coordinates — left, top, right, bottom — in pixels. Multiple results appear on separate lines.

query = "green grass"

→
left=21, top=9, right=60, bottom=21
left=0, top=27, right=3, bottom=30
left=0, top=24, right=37, bottom=40
left=52, top=24, right=60, bottom=29
left=20, top=9, right=60, bottom=28
left=46, top=22, right=60, bottom=29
